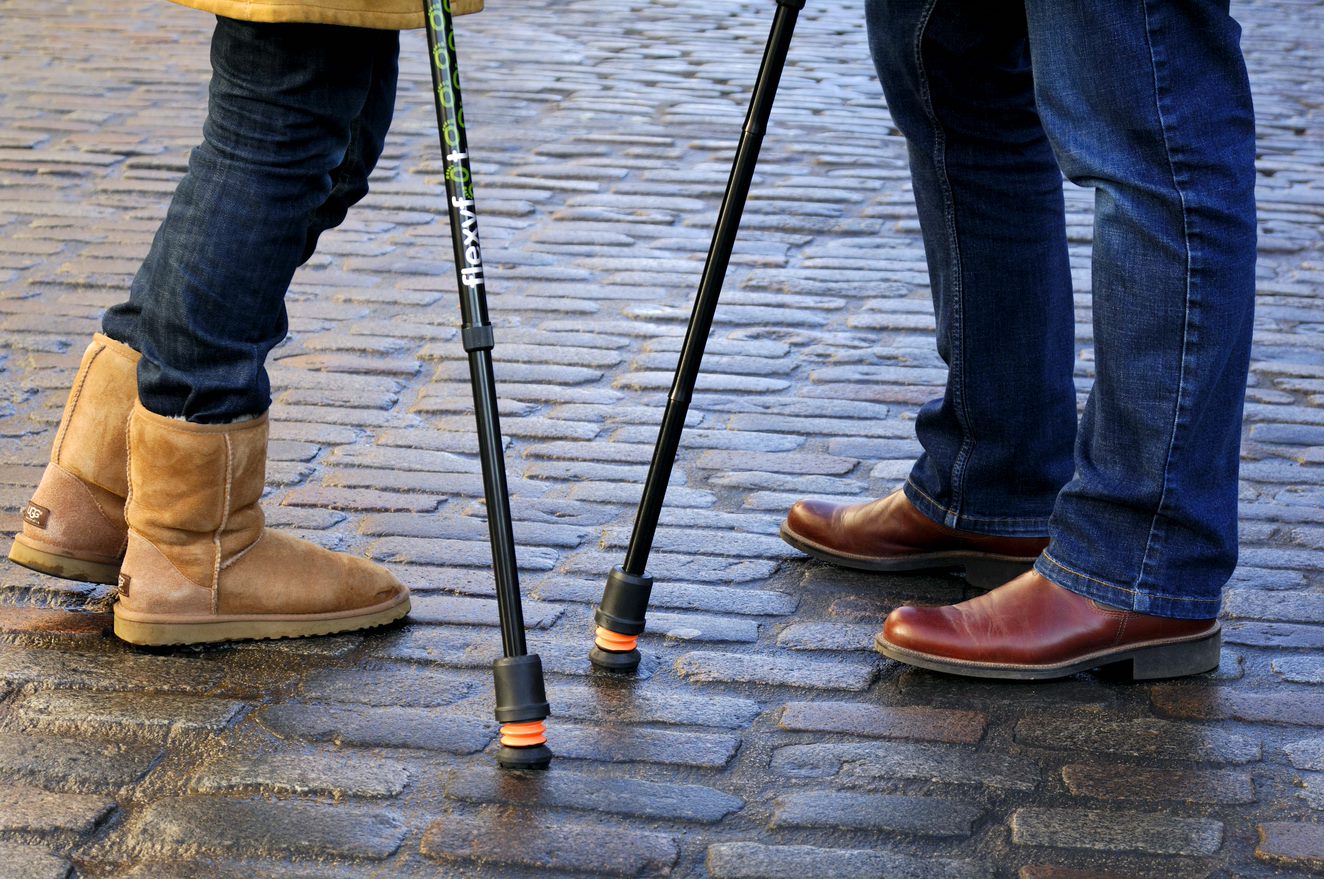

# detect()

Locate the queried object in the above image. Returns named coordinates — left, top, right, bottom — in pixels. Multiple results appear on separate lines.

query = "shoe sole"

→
left=8, top=538, right=121, bottom=586
left=779, top=522, right=1037, bottom=589
left=113, top=594, right=411, bottom=646
left=874, top=624, right=1222, bottom=681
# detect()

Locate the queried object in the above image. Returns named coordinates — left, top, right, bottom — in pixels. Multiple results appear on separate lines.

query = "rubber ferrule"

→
left=493, top=654, right=550, bottom=724
left=497, top=742, right=553, bottom=770
left=593, top=566, right=654, bottom=636
left=777, top=0, right=806, bottom=8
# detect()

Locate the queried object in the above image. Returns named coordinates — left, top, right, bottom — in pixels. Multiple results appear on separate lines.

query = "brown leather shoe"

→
left=876, top=571, right=1221, bottom=680
left=780, top=489, right=1048, bottom=588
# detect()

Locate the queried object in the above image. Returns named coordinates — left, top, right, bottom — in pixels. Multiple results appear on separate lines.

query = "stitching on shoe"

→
left=223, top=530, right=264, bottom=572
left=1113, top=613, right=1129, bottom=647
left=58, top=463, right=122, bottom=536
left=214, top=433, right=233, bottom=613
left=52, top=344, right=103, bottom=466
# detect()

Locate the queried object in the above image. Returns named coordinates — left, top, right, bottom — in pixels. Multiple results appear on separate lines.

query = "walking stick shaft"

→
left=424, top=0, right=551, bottom=768
left=623, top=0, right=803, bottom=576
left=424, top=0, right=525, bottom=656
left=590, top=1, right=804, bottom=672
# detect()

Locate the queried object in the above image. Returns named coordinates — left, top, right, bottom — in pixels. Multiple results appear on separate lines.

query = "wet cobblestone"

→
left=1, top=0, right=1321, bottom=876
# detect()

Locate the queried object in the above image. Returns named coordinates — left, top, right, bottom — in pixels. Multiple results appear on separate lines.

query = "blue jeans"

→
left=866, top=0, right=1256, bottom=618
left=103, top=17, right=399, bottom=422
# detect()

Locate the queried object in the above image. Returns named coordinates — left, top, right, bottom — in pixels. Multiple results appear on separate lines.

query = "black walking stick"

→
left=424, top=0, right=552, bottom=768
left=590, top=0, right=806, bottom=672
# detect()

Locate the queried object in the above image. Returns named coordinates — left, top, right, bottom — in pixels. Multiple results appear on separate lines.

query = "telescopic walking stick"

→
left=424, top=0, right=552, bottom=768
left=589, top=0, right=806, bottom=672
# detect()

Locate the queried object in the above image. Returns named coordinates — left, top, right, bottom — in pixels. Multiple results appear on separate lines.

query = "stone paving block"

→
left=778, top=701, right=987, bottom=744
left=258, top=702, right=495, bottom=753
left=537, top=571, right=793, bottom=612
left=547, top=684, right=761, bottom=729
left=771, top=741, right=1038, bottom=790
left=367, top=535, right=559, bottom=571
left=677, top=650, right=877, bottom=691
left=9, top=691, right=244, bottom=740
left=1285, top=735, right=1324, bottom=771
left=120, top=797, right=405, bottom=861
left=0, top=607, right=112, bottom=640
left=191, top=751, right=410, bottom=799
left=443, top=766, right=743, bottom=823
left=1015, top=712, right=1262, bottom=763
left=279, top=486, right=441, bottom=513
left=1151, top=684, right=1324, bottom=726
left=1224, top=588, right=1324, bottom=623
left=117, top=861, right=364, bottom=879
left=0, top=843, right=71, bottom=879
left=770, top=790, right=982, bottom=836
left=645, top=611, right=760, bottom=643
left=0, top=786, right=115, bottom=836
left=1223, top=621, right=1324, bottom=650
left=420, top=809, right=679, bottom=877
left=406, top=593, right=564, bottom=629
left=1016, top=867, right=1205, bottom=879
left=602, top=524, right=790, bottom=559
left=1060, top=764, right=1255, bottom=804
left=1256, top=822, right=1324, bottom=870
left=1272, top=655, right=1324, bottom=683
left=0, top=734, right=161, bottom=794
left=552, top=721, right=741, bottom=768
left=776, top=621, right=880, bottom=651
left=297, top=664, right=476, bottom=707
left=1010, top=808, right=1223, bottom=856
left=0, top=645, right=223, bottom=695
left=706, top=842, right=991, bottom=879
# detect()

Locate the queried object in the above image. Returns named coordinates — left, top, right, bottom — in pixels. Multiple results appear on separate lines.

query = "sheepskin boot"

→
left=9, top=333, right=140, bottom=585
left=113, top=401, right=409, bottom=645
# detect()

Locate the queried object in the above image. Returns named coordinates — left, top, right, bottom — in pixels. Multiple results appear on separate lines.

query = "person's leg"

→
left=1025, top=0, right=1257, bottom=619
left=875, top=0, right=1255, bottom=680
left=90, top=18, right=413, bottom=645
left=867, top=0, right=1078, bottom=537
left=102, top=17, right=399, bottom=423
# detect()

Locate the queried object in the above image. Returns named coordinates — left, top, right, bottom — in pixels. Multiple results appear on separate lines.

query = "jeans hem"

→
left=903, top=478, right=1052, bottom=538
left=1035, top=552, right=1221, bottom=621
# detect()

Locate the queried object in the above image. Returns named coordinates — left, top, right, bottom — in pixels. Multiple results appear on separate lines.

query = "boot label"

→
left=22, top=502, right=49, bottom=530
left=117, top=573, right=131, bottom=597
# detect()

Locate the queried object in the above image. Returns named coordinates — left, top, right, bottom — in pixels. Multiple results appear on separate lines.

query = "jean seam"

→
left=913, top=0, right=975, bottom=526
left=905, top=478, right=1049, bottom=528
left=1040, top=552, right=1214, bottom=605
left=1133, top=0, right=1196, bottom=596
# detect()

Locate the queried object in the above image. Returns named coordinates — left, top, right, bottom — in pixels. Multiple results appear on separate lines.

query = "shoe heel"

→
left=1124, top=630, right=1222, bottom=681
left=961, top=558, right=1035, bottom=591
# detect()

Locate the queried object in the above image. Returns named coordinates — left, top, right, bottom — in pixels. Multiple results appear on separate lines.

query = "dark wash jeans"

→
left=867, top=0, right=1257, bottom=618
left=103, top=17, right=399, bottom=422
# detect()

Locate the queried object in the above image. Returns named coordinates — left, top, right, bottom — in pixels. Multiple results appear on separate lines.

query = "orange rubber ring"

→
left=500, top=720, right=547, bottom=748
left=594, top=626, right=638, bottom=653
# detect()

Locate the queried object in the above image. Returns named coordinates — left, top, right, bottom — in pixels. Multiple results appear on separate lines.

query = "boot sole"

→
left=113, top=594, right=411, bottom=646
left=8, top=538, right=121, bottom=586
left=874, top=624, right=1222, bottom=681
left=779, top=522, right=1037, bottom=589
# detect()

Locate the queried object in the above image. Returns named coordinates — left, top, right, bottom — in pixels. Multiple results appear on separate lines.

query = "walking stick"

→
left=590, top=0, right=806, bottom=672
left=424, top=0, right=552, bottom=769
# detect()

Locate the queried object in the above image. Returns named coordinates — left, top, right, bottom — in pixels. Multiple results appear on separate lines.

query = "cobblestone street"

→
left=1, top=0, right=1322, bottom=876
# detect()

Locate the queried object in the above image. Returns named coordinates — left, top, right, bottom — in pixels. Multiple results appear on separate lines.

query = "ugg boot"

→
left=9, top=333, right=141, bottom=585
left=113, top=401, right=409, bottom=645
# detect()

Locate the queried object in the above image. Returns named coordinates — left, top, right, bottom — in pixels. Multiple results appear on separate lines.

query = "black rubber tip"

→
left=589, top=645, right=642, bottom=672
left=497, top=743, right=553, bottom=771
